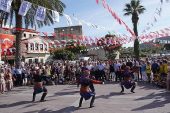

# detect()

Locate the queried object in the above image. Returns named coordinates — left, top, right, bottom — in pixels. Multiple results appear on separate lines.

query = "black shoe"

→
left=120, top=90, right=124, bottom=93
left=131, top=90, right=135, bottom=93
left=89, top=105, right=95, bottom=108
left=40, top=100, right=46, bottom=102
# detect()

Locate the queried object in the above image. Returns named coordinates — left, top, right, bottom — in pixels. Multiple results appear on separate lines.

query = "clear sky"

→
left=39, top=0, right=170, bottom=46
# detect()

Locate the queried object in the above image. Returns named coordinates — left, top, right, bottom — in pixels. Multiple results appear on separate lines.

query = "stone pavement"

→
left=0, top=82, right=170, bottom=113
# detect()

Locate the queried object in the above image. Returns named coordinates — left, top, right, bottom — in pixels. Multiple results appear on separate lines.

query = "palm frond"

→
left=124, top=0, right=145, bottom=16
left=131, top=0, right=136, bottom=9
left=124, top=12, right=132, bottom=16
left=123, top=3, right=133, bottom=16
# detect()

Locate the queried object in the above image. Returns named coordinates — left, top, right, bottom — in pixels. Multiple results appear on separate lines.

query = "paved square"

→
left=0, top=83, right=170, bottom=113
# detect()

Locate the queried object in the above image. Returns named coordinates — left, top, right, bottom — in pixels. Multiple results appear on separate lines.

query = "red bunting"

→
left=51, top=33, right=56, bottom=37
left=96, top=0, right=99, bottom=4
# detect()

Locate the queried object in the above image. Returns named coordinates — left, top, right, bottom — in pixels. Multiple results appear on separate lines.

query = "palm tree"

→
left=0, top=0, right=65, bottom=68
left=123, top=0, right=145, bottom=60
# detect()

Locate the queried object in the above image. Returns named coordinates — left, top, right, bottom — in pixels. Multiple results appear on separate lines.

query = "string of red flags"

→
left=1, top=26, right=132, bottom=44
left=143, top=42, right=160, bottom=47
left=141, top=0, right=170, bottom=34
left=95, top=0, right=135, bottom=37
left=139, top=27, right=170, bottom=42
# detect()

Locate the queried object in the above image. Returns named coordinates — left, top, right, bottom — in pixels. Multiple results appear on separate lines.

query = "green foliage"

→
left=106, top=53, right=117, bottom=60
left=123, top=0, right=146, bottom=16
left=65, top=41, right=87, bottom=54
left=53, top=49, right=75, bottom=60
left=140, top=53, right=147, bottom=57
left=66, top=45, right=86, bottom=54
left=164, top=44, right=170, bottom=50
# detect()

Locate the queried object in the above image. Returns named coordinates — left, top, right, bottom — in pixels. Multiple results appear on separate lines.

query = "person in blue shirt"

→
left=151, top=60, right=159, bottom=75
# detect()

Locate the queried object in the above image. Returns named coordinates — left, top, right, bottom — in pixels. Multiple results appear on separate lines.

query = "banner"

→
left=0, top=0, right=13, bottom=13
left=35, top=6, right=46, bottom=21
left=52, top=10, right=59, bottom=22
left=18, top=1, right=32, bottom=16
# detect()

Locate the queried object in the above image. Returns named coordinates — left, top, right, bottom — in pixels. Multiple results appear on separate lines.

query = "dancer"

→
left=0, top=68, right=6, bottom=94
left=78, top=68, right=102, bottom=108
left=32, top=68, right=47, bottom=102
left=120, top=66, right=136, bottom=93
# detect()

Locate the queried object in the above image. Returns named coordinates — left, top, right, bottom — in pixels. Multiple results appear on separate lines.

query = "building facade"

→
left=54, top=25, right=83, bottom=41
left=1, top=30, right=52, bottom=64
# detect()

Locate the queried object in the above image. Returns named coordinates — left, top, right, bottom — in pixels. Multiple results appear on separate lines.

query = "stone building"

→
left=54, top=25, right=83, bottom=41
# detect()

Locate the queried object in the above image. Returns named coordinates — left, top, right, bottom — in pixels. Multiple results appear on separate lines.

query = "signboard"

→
left=0, top=33, right=15, bottom=56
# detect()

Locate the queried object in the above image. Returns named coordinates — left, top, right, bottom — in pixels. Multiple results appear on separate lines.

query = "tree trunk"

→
left=15, top=12, right=22, bottom=68
left=133, top=21, right=140, bottom=60
left=132, top=13, right=139, bottom=60
left=133, top=22, right=138, bottom=37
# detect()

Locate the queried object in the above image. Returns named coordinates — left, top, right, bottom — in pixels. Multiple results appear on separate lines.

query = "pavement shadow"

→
left=132, top=91, right=170, bottom=111
left=48, top=90, right=79, bottom=98
left=137, top=82, right=161, bottom=90
left=96, top=92, right=125, bottom=99
left=23, top=106, right=78, bottom=113
left=0, top=101, right=32, bottom=108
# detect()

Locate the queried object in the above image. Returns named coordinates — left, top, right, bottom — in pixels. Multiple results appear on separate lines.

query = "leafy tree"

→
left=65, top=41, right=86, bottom=54
left=0, top=0, right=65, bottom=68
left=53, top=49, right=75, bottom=60
left=106, top=53, right=117, bottom=60
left=123, top=0, right=145, bottom=60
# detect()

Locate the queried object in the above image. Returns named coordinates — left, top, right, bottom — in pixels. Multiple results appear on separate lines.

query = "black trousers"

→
left=16, top=74, right=22, bottom=86
left=115, top=71, right=122, bottom=82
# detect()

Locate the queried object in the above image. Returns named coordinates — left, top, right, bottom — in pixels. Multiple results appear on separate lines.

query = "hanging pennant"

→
left=18, top=1, right=32, bottom=16
left=0, top=0, right=13, bottom=13
left=64, top=14, right=73, bottom=26
left=102, top=0, right=107, bottom=8
left=51, top=32, right=56, bottom=37
left=96, top=0, right=99, bottom=4
left=35, top=6, right=46, bottom=21
left=52, top=10, right=59, bottom=22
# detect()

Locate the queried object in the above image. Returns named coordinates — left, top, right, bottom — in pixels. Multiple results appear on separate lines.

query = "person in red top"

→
left=78, top=68, right=103, bottom=108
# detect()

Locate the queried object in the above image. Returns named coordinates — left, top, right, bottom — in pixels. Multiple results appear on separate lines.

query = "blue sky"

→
left=39, top=0, right=170, bottom=46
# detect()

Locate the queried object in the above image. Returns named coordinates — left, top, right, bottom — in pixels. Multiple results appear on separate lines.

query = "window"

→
left=41, top=59, right=44, bottom=63
left=29, top=59, right=32, bottom=64
left=40, top=44, right=43, bottom=51
left=44, top=44, right=47, bottom=51
left=35, top=43, right=39, bottom=50
left=29, top=34, right=32, bottom=38
left=35, top=59, right=39, bottom=63
left=30, top=43, right=34, bottom=50
left=26, top=44, right=28, bottom=50
left=23, top=33, right=26, bottom=37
